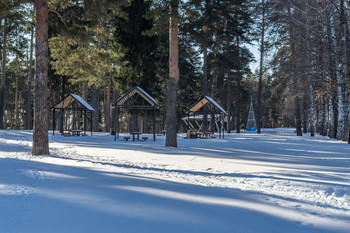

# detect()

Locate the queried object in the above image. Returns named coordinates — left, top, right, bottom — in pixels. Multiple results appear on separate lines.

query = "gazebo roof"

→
left=54, top=94, right=94, bottom=111
left=113, top=86, right=160, bottom=109
left=188, top=96, right=226, bottom=114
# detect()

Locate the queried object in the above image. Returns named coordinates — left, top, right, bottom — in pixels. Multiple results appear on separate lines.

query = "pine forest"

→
left=1, top=0, right=350, bottom=152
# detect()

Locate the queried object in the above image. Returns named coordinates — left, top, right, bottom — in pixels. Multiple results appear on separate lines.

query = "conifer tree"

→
left=32, top=0, right=49, bottom=155
left=166, top=0, right=179, bottom=147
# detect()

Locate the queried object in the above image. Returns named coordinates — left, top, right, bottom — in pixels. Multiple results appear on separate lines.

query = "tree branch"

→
left=48, top=9, right=68, bottom=29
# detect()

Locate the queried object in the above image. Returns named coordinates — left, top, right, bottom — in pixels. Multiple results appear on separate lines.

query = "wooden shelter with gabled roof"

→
left=187, top=96, right=226, bottom=138
left=52, top=94, right=94, bottom=136
left=113, top=86, right=160, bottom=141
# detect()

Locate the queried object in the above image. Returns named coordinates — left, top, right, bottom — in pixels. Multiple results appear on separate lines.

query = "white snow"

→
left=1, top=129, right=350, bottom=233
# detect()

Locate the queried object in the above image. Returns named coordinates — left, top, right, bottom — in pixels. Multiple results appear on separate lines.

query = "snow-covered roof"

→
left=54, top=94, right=94, bottom=111
left=188, top=96, right=226, bottom=114
left=113, top=86, right=160, bottom=108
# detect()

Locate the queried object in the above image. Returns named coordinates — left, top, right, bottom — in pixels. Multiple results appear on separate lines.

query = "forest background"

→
left=1, top=0, right=350, bottom=147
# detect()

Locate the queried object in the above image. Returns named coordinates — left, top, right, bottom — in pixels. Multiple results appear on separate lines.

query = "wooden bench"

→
left=61, top=132, right=71, bottom=137
left=123, top=136, right=131, bottom=141
left=70, top=129, right=83, bottom=136
left=142, top=137, right=148, bottom=141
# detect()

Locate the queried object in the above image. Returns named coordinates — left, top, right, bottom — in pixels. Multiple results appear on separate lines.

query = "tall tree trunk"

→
left=257, top=0, right=265, bottom=134
left=329, top=5, right=344, bottom=140
left=58, top=77, right=66, bottom=133
left=288, top=3, right=302, bottom=136
left=202, top=0, right=210, bottom=133
left=32, top=0, right=49, bottom=155
left=91, top=85, right=100, bottom=132
left=308, top=80, right=315, bottom=136
left=236, top=37, right=241, bottom=133
left=9, top=109, right=13, bottom=129
left=302, top=94, right=308, bottom=133
left=111, top=88, right=119, bottom=135
left=340, top=0, right=349, bottom=141
left=295, top=96, right=303, bottom=136
left=165, top=0, right=179, bottom=147
left=210, top=0, right=221, bottom=134
left=81, top=80, right=88, bottom=130
left=15, top=76, right=19, bottom=129
left=326, top=6, right=337, bottom=138
left=104, top=78, right=111, bottom=132
left=227, top=73, right=232, bottom=133
left=26, top=26, right=34, bottom=130
left=202, top=45, right=208, bottom=132
left=306, top=1, right=315, bottom=137
left=0, top=17, right=8, bottom=129
left=319, top=97, right=327, bottom=136
left=316, top=19, right=327, bottom=136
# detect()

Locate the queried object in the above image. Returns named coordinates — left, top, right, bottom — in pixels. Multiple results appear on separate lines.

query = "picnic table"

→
left=69, top=129, right=83, bottom=136
left=203, top=132, right=211, bottom=138
left=186, top=130, right=199, bottom=139
left=130, top=132, right=142, bottom=141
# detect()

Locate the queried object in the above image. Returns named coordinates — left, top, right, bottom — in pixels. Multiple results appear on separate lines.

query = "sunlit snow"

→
left=0, top=129, right=349, bottom=233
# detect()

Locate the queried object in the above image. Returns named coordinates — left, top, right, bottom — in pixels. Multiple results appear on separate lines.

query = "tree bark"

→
left=295, top=96, right=303, bottom=136
left=26, top=26, right=34, bottom=130
left=202, top=45, right=208, bottom=132
left=104, top=78, right=111, bottom=132
left=288, top=3, right=302, bottom=136
left=111, top=88, right=119, bottom=135
left=91, top=85, right=100, bottom=132
left=326, top=5, right=337, bottom=138
left=15, top=76, right=19, bottom=129
left=236, top=37, right=241, bottom=133
left=302, top=95, right=307, bottom=134
left=329, top=4, right=344, bottom=140
left=202, top=0, right=210, bottom=133
left=210, top=0, right=221, bottom=134
left=0, top=17, right=8, bottom=129
left=257, top=0, right=265, bottom=134
left=306, top=1, right=315, bottom=137
left=340, top=0, right=348, bottom=141
left=32, top=0, right=49, bottom=155
left=226, top=73, right=232, bottom=133
left=165, top=0, right=179, bottom=147
left=81, top=80, right=88, bottom=130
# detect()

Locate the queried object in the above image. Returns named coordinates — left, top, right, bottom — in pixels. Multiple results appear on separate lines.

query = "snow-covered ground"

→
left=1, top=129, right=349, bottom=233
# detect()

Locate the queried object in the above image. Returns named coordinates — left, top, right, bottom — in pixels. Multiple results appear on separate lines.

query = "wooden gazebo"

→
left=52, top=94, right=94, bottom=136
left=113, top=86, right=160, bottom=141
left=187, top=96, right=226, bottom=138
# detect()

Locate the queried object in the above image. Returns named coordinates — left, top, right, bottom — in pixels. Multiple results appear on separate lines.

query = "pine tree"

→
left=112, top=0, right=159, bottom=93
left=32, top=0, right=49, bottom=155
left=166, top=0, right=179, bottom=147
left=0, top=17, right=8, bottom=129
